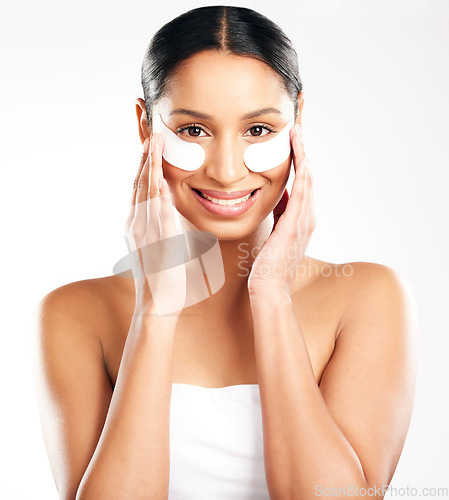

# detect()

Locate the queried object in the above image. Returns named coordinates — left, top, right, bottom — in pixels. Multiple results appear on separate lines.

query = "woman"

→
left=32, top=6, right=417, bottom=500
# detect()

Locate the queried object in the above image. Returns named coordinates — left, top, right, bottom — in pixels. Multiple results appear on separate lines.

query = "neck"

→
left=217, top=215, right=273, bottom=303
left=179, top=213, right=273, bottom=314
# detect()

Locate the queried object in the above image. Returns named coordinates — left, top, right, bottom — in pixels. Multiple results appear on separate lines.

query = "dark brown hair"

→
left=141, top=6, right=303, bottom=129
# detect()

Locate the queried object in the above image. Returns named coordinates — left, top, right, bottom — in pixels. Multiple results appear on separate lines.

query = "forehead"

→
left=161, top=50, right=293, bottom=119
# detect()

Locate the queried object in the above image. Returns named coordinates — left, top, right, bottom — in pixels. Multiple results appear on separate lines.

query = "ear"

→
left=135, top=98, right=152, bottom=145
left=295, top=91, right=305, bottom=126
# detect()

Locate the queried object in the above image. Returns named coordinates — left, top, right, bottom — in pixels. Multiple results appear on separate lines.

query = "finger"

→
left=145, top=134, right=163, bottom=243
left=125, top=139, right=150, bottom=234
left=271, top=157, right=307, bottom=238
left=145, top=133, right=163, bottom=243
left=159, top=178, right=178, bottom=240
left=274, top=125, right=306, bottom=229
left=130, top=139, right=150, bottom=208
left=281, top=154, right=307, bottom=222
left=146, top=156, right=161, bottom=245
left=299, top=157, right=312, bottom=230
left=303, top=159, right=317, bottom=232
left=132, top=144, right=152, bottom=242
left=291, top=125, right=306, bottom=173
left=148, top=133, right=164, bottom=199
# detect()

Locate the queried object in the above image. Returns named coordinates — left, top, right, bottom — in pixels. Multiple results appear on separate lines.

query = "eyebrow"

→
left=168, top=107, right=282, bottom=121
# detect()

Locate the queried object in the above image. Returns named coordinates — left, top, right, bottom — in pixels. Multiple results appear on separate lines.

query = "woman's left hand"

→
left=247, top=124, right=316, bottom=298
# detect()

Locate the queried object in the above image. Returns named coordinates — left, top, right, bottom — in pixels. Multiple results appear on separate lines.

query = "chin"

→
left=173, top=199, right=273, bottom=242
left=202, top=222, right=263, bottom=241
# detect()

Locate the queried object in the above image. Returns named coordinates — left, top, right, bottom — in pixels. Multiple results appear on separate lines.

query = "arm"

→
left=249, top=263, right=418, bottom=500
left=31, top=282, right=178, bottom=500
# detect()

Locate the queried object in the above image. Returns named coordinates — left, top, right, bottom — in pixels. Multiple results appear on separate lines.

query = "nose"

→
left=203, top=134, right=250, bottom=186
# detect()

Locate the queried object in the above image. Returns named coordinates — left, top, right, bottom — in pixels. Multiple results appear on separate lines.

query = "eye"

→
left=176, top=123, right=277, bottom=139
left=177, top=124, right=208, bottom=138
left=244, top=124, right=276, bottom=138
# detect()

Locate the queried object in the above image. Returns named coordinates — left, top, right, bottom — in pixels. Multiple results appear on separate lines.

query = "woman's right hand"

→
left=124, top=133, right=187, bottom=317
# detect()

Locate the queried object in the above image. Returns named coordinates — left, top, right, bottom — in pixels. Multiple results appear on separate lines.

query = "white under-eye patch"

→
left=153, top=113, right=294, bottom=173
left=153, top=113, right=205, bottom=171
left=243, top=117, right=294, bottom=172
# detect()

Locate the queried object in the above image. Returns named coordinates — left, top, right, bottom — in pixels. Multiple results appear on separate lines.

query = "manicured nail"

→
left=158, top=177, right=163, bottom=191
left=142, top=139, right=149, bottom=153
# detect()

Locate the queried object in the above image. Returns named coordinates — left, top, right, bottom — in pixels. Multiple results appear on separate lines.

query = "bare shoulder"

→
left=293, top=256, right=418, bottom=339
left=332, top=260, right=418, bottom=339
left=35, top=274, right=132, bottom=325
left=33, top=276, right=134, bottom=370
left=295, top=255, right=412, bottom=289
left=35, top=277, right=111, bottom=332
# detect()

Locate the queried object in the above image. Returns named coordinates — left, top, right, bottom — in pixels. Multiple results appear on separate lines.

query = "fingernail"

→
left=158, top=177, right=163, bottom=191
left=142, top=139, right=149, bottom=153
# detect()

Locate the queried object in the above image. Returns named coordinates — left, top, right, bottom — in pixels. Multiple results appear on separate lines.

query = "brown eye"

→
left=249, top=126, right=264, bottom=137
left=187, top=126, right=202, bottom=137
left=245, top=125, right=274, bottom=138
left=177, top=125, right=207, bottom=138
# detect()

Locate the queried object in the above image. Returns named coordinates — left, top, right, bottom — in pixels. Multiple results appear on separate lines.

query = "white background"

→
left=1, top=0, right=448, bottom=498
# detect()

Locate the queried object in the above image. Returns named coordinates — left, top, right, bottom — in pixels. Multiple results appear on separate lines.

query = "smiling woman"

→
left=31, top=5, right=417, bottom=500
left=139, top=49, right=299, bottom=238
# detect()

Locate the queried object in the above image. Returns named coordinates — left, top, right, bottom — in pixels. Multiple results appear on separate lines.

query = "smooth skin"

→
left=31, top=50, right=418, bottom=499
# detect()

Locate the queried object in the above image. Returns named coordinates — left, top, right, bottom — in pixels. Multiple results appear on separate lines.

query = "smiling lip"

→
left=191, top=188, right=256, bottom=199
left=191, top=187, right=260, bottom=217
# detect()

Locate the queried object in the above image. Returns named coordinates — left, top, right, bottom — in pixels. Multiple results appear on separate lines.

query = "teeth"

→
left=201, top=191, right=252, bottom=205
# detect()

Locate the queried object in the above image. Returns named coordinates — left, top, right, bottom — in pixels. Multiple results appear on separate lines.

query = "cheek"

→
left=264, top=161, right=292, bottom=207
left=268, top=158, right=292, bottom=187
left=162, top=160, right=181, bottom=184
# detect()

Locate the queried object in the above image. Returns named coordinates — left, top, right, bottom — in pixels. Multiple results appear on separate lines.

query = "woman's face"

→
left=145, top=50, right=302, bottom=240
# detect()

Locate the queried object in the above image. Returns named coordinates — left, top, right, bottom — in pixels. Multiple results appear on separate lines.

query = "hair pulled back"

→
left=141, top=6, right=303, bottom=129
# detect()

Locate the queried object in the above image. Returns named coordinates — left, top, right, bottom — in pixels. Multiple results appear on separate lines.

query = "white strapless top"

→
left=168, top=383, right=270, bottom=499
